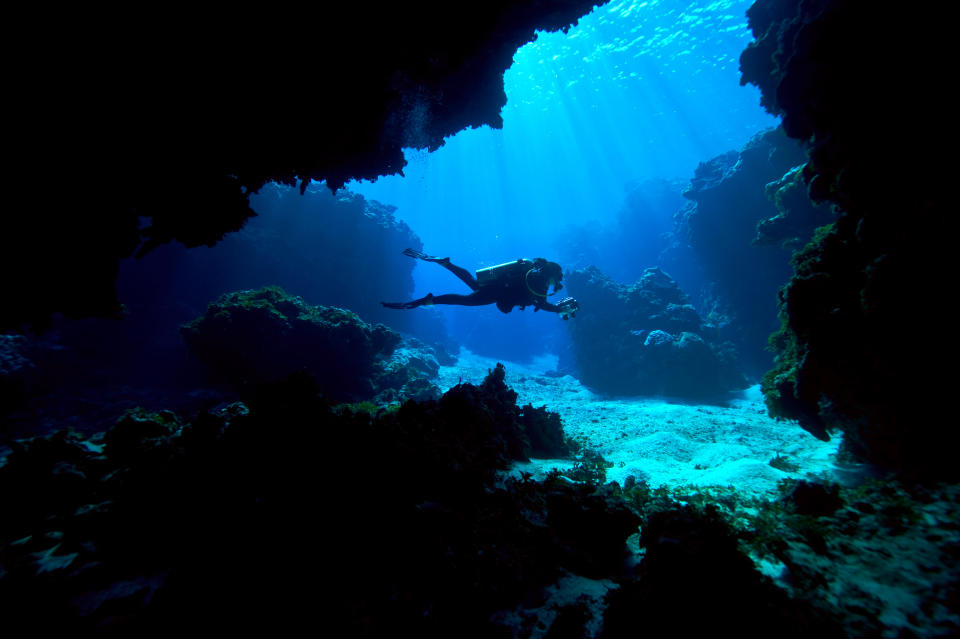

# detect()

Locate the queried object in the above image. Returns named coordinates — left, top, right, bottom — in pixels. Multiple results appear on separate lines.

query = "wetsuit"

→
left=430, top=258, right=561, bottom=313
left=382, top=252, right=564, bottom=314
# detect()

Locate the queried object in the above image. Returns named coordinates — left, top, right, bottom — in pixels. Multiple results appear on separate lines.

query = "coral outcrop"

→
left=181, top=286, right=440, bottom=403
left=564, top=266, right=745, bottom=398
left=4, top=1, right=607, bottom=333
left=740, top=0, right=949, bottom=477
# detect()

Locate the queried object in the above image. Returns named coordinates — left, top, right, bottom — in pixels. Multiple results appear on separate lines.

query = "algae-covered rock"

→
left=181, top=286, right=403, bottom=401
left=755, top=165, right=835, bottom=251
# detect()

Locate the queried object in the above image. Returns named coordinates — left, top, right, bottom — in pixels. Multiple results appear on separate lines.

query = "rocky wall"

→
left=663, top=127, right=831, bottom=380
left=4, top=1, right=607, bottom=333
left=740, top=0, right=951, bottom=477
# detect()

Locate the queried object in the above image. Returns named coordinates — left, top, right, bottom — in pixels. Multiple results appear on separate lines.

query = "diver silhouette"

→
left=382, top=249, right=579, bottom=319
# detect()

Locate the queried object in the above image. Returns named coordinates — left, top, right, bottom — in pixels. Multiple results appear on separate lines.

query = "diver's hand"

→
left=556, top=297, right=579, bottom=320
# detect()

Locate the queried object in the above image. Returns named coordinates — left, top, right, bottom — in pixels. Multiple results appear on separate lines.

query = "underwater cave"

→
left=1, top=0, right=955, bottom=636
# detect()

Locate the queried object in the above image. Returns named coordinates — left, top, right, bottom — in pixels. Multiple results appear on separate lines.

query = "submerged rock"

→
left=181, top=286, right=438, bottom=403
left=565, top=266, right=746, bottom=398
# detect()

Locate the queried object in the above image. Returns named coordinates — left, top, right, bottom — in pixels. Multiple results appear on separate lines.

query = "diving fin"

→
left=402, top=248, right=449, bottom=264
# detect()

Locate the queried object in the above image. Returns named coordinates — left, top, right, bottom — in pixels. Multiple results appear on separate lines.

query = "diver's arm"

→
left=536, top=297, right=579, bottom=319
left=534, top=299, right=561, bottom=313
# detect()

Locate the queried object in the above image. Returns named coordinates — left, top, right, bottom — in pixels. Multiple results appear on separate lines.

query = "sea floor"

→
left=438, top=349, right=844, bottom=499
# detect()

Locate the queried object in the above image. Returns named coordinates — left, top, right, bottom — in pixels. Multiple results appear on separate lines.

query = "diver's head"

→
left=533, top=258, right=564, bottom=295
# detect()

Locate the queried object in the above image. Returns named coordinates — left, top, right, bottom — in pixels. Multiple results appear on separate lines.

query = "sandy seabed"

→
left=437, top=349, right=842, bottom=499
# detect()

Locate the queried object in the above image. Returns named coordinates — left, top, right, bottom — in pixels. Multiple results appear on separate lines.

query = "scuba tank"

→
left=475, top=259, right=533, bottom=288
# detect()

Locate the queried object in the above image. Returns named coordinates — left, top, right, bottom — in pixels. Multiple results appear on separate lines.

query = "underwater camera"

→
left=557, top=297, right=579, bottom=320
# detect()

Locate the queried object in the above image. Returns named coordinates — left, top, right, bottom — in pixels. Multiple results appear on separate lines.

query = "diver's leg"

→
left=383, top=289, right=496, bottom=310
left=430, top=292, right=492, bottom=306
left=402, top=248, right=479, bottom=291
left=436, top=262, right=479, bottom=291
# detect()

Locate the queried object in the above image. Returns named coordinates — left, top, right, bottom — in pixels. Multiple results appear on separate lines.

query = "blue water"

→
left=349, top=0, right=777, bottom=308
left=340, top=0, right=778, bottom=360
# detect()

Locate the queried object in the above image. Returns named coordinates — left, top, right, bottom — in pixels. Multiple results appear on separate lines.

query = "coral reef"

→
left=4, top=1, right=606, bottom=333
left=743, top=479, right=960, bottom=638
left=564, top=266, right=746, bottom=398
left=181, top=286, right=441, bottom=403
left=370, top=336, right=447, bottom=405
left=7, top=362, right=951, bottom=637
left=740, top=0, right=948, bottom=477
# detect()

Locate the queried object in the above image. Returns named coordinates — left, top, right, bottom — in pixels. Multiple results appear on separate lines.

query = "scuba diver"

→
left=382, top=249, right=580, bottom=319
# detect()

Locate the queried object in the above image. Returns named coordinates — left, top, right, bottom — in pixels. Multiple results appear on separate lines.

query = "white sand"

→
left=437, top=349, right=842, bottom=499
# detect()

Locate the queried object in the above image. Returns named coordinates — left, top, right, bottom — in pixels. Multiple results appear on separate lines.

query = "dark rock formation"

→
left=0, top=335, right=35, bottom=415
left=663, top=127, right=829, bottom=380
left=180, top=286, right=447, bottom=403
left=564, top=266, right=746, bottom=398
left=0, top=366, right=585, bottom=635
left=4, top=1, right=607, bottom=333
left=602, top=502, right=843, bottom=639
left=740, top=0, right=949, bottom=477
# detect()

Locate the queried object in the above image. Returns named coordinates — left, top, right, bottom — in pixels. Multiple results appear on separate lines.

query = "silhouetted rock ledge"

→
left=3, top=1, right=608, bottom=332
left=0, top=365, right=586, bottom=635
